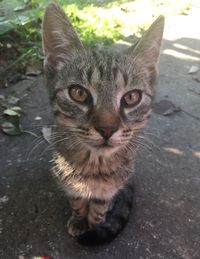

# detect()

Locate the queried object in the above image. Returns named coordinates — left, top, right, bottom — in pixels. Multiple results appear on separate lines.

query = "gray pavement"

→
left=0, top=12, right=200, bottom=259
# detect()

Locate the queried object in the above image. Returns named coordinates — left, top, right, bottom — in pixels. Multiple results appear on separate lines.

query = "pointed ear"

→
left=42, top=3, right=85, bottom=71
left=127, top=15, right=165, bottom=68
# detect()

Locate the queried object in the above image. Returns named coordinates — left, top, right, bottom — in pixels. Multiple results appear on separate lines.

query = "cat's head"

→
left=42, top=3, right=164, bottom=156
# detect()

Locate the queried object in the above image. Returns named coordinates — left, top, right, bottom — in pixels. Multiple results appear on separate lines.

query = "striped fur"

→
left=42, top=3, right=164, bottom=244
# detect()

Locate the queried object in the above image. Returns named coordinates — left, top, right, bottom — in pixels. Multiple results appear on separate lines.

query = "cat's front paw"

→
left=88, top=213, right=106, bottom=228
left=67, top=216, right=89, bottom=237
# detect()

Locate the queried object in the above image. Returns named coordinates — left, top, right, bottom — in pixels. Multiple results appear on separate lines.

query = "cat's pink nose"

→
left=95, top=126, right=118, bottom=139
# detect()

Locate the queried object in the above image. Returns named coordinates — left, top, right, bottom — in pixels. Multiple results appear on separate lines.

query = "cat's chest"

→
left=66, top=175, right=124, bottom=200
left=53, top=152, right=131, bottom=199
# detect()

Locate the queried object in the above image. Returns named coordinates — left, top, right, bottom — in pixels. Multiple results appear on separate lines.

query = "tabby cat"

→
left=42, top=3, right=164, bottom=244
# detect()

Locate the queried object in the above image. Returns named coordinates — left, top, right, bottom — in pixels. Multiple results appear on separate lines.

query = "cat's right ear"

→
left=42, top=3, right=85, bottom=72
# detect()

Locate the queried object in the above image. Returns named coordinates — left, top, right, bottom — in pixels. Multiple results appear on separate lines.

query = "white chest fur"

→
left=53, top=152, right=130, bottom=200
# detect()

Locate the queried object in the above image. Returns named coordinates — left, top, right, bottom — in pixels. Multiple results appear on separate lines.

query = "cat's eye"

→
left=122, top=90, right=141, bottom=108
left=69, top=85, right=89, bottom=104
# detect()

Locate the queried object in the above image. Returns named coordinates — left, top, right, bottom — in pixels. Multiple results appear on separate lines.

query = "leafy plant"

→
left=0, top=105, right=37, bottom=136
left=0, top=106, right=23, bottom=135
left=0, top=0, right=198, bottom=77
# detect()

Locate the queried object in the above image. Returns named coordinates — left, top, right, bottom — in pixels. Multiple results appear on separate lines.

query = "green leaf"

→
left=0, top=116, right=23, bottom=136
left=12, top=106, right=22, bottom=112
left=14, top=5, right=26, bottom=12
left=3, top=106, right=22, bottom=117
left=3, top=109, right=19, bottom=116
left=15, top=15, right=30, bottom=25
left=0, top=20, right=14, bottom=35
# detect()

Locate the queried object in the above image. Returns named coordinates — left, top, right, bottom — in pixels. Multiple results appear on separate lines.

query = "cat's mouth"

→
left=91, top=141, right=112, bottom=149
left=85, top=139, right=123, bottom=155
left=100, top=141, right=112, bottom=148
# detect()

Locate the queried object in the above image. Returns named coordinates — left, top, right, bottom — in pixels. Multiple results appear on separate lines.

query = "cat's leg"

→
left=67, top=197, right=89, bottom=236
left=88, top=199, right=110, bottom=227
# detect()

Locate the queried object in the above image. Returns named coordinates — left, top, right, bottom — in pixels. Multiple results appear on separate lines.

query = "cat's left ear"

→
left=127, top=15, right=165, bottom=69
left=42, top=3, right=85, bottom=72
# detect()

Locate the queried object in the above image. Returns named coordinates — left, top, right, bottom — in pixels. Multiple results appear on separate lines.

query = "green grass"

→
left=0, top=0, right=199, bottom=75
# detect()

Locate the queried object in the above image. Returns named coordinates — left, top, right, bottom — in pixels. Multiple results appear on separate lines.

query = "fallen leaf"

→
left=3, top=106, right=22, bottom=116
left=153, top=100, right=181, bottom=116
left=34, top=116, right=42, bottom=120
left=14, top=5, right=26, bottom=12
left=25, top=63, right=41, bottom=76
left=42, top=126, right=52, bottom=143
left=188, top=65, right=199, bottom=74
left=3, top=110, right=19, bottom=116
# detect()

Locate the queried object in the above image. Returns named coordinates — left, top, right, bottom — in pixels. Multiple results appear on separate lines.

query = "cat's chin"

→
left=98, top=143, right=114, bottom=150
left=87, top=141, right=121, bottom=155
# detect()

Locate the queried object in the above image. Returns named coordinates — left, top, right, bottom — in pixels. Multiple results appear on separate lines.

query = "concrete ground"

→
left=0, top=11, right=200, bottom=259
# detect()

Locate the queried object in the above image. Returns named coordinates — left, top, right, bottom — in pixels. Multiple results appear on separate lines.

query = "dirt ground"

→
left=0, top=11, right=200, bottom=259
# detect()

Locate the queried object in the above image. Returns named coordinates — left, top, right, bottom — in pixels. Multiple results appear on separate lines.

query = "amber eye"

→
left=69, top=85, right=89, bottom=104
left=122, top=90, right=141, bottom=108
